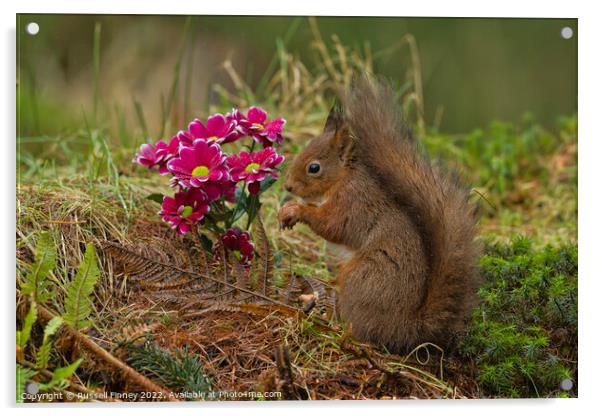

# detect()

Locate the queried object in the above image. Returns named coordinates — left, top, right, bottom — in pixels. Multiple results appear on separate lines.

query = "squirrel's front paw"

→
left=278, top=201, right=303, bottom=229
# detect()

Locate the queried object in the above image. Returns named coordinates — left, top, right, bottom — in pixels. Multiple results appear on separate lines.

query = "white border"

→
left=9, top=0, right=581, bottom=18
left=3, top=1, right=599, bottom=415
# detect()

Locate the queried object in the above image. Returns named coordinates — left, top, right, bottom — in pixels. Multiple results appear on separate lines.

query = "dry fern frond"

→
left=280, top=274, right=337, bottom=315
left=121, top=322, right=163, bottom=345
left=232, top=259, right=249, bottom=294
left=180, top=302, right=302, bottom=321
left=100, top=241, right=294, bottom=311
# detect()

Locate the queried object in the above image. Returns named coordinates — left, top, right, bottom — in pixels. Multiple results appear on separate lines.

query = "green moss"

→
left=460, top=237, right=577, bottom=397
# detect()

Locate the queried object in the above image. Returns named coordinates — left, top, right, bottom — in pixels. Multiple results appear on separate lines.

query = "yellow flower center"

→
left=245, top=162, right=261, bottom=173
left=191, top=165, right=209, bottom=177
left=181, top=205, right=193, bottom=219
left=252, top=123, right=264, bottom=130
left=207, top=136, right=219, bottom=141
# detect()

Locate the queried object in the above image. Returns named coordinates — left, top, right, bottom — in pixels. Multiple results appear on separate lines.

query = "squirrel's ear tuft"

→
left=324, top=100, right=344, bottom=133
left=332, top=122, right=355, bottom=165
left=336, top=132, right=356, bottom=165
left=324, top=99, right=355, bottom=165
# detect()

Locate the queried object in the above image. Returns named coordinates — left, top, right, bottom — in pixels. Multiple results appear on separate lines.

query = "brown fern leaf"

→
left=232, top=259, right=249, bottom=293
left=121, top=322, right=163, bottom=345
left=281, top=274, right=306, bottom=305
left=176, top=289, right=240, bottom=311
left=129, top=242, right=171, bottom=264
left=300, top=275, right=337, bottom=311
left=180, top=302, right=302, bottom=321
left=219, top=243, right=231, bottom=285
left=196, top=247, right=211, bottom=276
left=140, top=284, right=225, bottom=307
left=103, top=241, right=200, bottom=290
left=190, top=229, right=212, bottom=276
left=253, top=213, right=273, bottom=295
left=280, top=274, right=338, bottom=318
left=100, top=241, right=292, bottom=309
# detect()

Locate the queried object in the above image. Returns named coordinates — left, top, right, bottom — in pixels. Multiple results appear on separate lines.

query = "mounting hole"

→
left=25, top=382, right=39, bottom=395
left=560, top=378, right=573, bottom=391
left=26, top=22, right=40, bottom=36
left=25, top=22, right=40, bottom=36
left=560, top=26, right=573, bottom=40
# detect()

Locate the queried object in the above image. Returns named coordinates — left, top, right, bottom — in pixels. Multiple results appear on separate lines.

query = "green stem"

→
left=246, top=193, right=260, bottom=229
left=229, top=139, right=259, bottom=229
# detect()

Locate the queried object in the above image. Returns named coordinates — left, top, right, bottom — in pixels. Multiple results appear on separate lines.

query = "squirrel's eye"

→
left=307, top=163, right=321, bottom=174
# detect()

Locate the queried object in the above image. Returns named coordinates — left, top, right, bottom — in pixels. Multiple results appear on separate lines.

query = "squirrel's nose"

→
left=284, top=178, right=294, bottom=193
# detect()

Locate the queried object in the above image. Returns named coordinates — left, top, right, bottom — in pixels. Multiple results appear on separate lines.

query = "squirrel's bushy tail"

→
left=343, top=75, right=481, bottom=345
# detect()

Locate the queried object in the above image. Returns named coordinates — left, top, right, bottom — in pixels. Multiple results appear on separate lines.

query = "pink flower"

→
left=192, top=180, right=236, bottom=203
left=220, top=180, right=238, bottom=203
left=227, top=109, right=249, bottom=138
left=196, top=181, right=223, bottom=202
left=167, top=139, right=230, bottom=187
left=188, top=113, right=239, bottom=144
left=227, top=147, right=285, bottom=195
left=134, top=136, right=179, bottom=174
left=236, top=106, right=286, bottom=146
left=135, top=144, right=158, bottom=167
left=218, top=227, right=254, bottom=264
left=175, top=130, right=195, bottom=147
left=159, top=188, right=210, bottom=234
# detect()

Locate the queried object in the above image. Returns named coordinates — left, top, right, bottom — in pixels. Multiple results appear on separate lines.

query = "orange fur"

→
left=278, top=75, right=481, bottom=352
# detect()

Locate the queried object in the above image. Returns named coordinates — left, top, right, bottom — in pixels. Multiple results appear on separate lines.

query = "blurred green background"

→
left=17, top=14, right=576, bottom=137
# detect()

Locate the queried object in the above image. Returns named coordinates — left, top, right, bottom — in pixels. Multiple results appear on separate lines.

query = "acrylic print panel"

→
left=16, top=14, right=577, bottom=402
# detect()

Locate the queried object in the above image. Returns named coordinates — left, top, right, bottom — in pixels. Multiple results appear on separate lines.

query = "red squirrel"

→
left=278, top=76, right=481, bottom=352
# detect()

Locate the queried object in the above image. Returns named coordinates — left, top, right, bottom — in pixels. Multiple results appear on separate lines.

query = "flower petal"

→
left=247, top=106, right=267, bottom=124
left=206, top=114, right=227, bottom=136
left=189, top=119, right=209, bottom=138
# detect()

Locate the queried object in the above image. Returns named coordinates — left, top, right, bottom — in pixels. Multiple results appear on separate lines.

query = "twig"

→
left=471, top=188, right=497, bottom=212
left=37, top=305, right=179, bottom=402
left=273, top=345, right=296, bottom=399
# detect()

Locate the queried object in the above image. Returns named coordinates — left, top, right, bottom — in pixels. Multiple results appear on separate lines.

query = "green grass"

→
left=423, top=114, right=577, bottom=245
